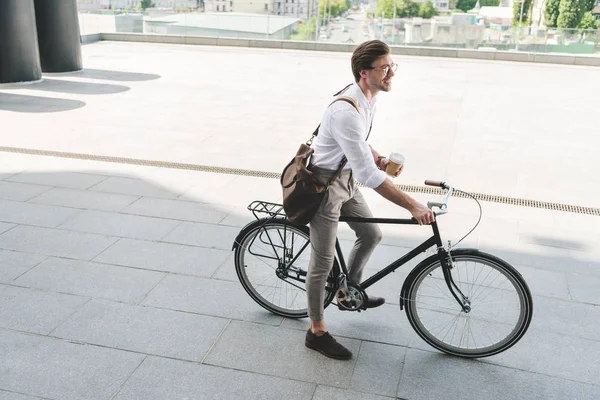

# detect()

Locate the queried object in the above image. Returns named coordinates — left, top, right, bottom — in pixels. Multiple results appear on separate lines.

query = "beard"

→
left=370, top=75, right=392, bottom=92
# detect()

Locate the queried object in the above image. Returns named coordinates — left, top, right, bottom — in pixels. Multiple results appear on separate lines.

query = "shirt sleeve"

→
left=328, top=107, right=387, bottom=189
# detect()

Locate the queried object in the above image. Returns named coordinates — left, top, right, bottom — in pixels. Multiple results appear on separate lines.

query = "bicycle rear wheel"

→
left=404, top=251, right=533, bottom=358
left=234, top=218, right=337, bottom=318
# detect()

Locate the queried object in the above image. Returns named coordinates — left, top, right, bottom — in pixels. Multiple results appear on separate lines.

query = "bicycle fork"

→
left=440, top=250, right=471, bottom=313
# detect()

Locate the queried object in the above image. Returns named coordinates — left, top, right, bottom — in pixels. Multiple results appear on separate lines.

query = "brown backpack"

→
left=280, top=96, right=360, bottom=225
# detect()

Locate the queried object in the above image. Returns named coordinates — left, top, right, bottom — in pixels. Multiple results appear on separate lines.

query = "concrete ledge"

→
left=185, top=36, right=218, bottom=46
left=533, top=53, right=576, bottom=65
left=315, top=43, right=354, bottom=52
left=574, top=56, right=600, bottom=66
left=419, top=47, right=459, bottom=58
left=81, top=34, right=102, bottom=45
left=95, top=33, right=600, bottom=67
left=216, top=38, right=251, bottom=47
left=281, top=41, right=317, bottom=51
left=390, top=46, right=422, bottom=56
left=457, top=49, right=497, bottom=60
left=494, top=51, right=536, bottom=63
left=249, top=39, right=283, bottom=49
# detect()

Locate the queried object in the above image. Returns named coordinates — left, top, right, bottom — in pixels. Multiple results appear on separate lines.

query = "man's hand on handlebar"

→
left=410, top=203, right=436, bottom=225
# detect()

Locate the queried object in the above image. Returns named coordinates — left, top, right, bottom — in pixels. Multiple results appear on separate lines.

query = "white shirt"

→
left=312, top=83, right=387, bottom=189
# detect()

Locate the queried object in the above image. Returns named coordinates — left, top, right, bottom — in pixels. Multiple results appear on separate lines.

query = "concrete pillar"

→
left=0, top=0, right=42, bottom=84
left=34, top=0, right=83, bottom=73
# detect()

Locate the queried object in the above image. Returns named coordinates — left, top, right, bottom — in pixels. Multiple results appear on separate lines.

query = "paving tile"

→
left=6, top=171, right=108, bottom=189
left=122, top=197, right=231, bottom=224
left=113, top=356, right=316, bottom=400
left=567, top=273, right=600, bottom=305
left=0, top=250, right=46, bottom=283
left=0, top=285, right=89, bottom=335
left=0, top=330, right=144, bottom=400
left=282, top=302, right=432, bottom=352
left=14, top=257, right=165, bottom=303
left=93, top=238, right=229, bottom=276
left=28, top=187, right=139, bottom=212
left=218, top=206, right=257, bottom=228
left=204, top=321, right=361, bottom=388
left=515, top=265, right=569, bottom=299
left=88, top=176, right=181, bottom=198
left=0, top=225, right=118, bottom=260
left=312, top=386, right=394, bottom=400
left=58, top=210, right=181, bottom=241
left=0, top=181, right=51, bottom=201
left=398, top=348, right=600, bottom=400
left=161, top=221, right=239, bottom=250
left=0, top=199, right=81, bottom=228
left=178, top=175, right=282, bottom=208
left=350, top=341, right=405, bottom=398
left=0, top=222, right=14, bottom=235
left=141, top=275, right=282, bottom=325
left=0, top=390, right=43, bottom=400
left=527, top=296, right=600, bottom=341
left=489, top=328, right=600, bottom=385
left=211, top=253, right=238, bottom=281
left=52, top=299, right=228, bottom=362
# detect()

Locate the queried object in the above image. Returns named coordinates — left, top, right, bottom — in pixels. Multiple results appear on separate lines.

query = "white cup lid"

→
left=389, top=152, right=405, bottom=164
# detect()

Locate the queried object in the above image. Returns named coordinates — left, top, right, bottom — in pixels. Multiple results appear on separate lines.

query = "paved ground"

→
left=0, top=41, right=599, bottom=400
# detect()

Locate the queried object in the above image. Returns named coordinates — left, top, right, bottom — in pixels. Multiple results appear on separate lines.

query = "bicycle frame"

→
left=334, top=216, right=470, bottom=312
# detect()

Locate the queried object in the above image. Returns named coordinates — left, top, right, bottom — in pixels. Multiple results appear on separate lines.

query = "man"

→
left=304, top=40, right=435, bottom=360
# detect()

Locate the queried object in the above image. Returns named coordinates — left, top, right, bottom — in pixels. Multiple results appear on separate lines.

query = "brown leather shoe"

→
left=338, top=295, right=385, bottom=311
left=305, top=329, right=352, bottom=360
left=363, top=296, right=385, bottom=309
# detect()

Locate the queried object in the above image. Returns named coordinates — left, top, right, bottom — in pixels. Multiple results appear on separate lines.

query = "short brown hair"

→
left=351, top=40, right=390, bottom=83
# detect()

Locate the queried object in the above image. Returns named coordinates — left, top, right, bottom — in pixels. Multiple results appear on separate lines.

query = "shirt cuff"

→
left=363, top=169, right=387, bottom=189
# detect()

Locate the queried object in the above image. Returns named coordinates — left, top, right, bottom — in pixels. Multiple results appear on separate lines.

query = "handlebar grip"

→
left=424, top=180, right=444, bottom=187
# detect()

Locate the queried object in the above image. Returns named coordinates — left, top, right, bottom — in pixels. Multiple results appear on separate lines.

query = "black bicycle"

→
left=232, top=180, right=533, bottom=358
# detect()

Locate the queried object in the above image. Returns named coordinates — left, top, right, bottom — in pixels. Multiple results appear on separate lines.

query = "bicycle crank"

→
left=337, top=282, right=367, bottom=312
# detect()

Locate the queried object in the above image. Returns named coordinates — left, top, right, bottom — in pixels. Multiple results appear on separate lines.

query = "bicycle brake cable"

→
left=449, top=188, right=482, bottom=249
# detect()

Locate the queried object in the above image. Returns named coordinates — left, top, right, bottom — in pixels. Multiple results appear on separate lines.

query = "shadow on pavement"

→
left=0, top=93, right=86, bottom=113
left=25, top=78, right=130, bottom=95
left=68, top=68, right=161, bottom=82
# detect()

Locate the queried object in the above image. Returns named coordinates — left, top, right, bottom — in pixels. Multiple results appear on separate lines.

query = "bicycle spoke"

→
left=406, top=254, right=532, bottom=357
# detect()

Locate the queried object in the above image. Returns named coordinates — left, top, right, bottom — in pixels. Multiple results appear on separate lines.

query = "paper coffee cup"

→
left=386, top=152, right=405, bottom=176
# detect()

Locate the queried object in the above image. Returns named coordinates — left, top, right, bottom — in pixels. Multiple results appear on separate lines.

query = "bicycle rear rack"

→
left=247, top=200, right=287, bottom=221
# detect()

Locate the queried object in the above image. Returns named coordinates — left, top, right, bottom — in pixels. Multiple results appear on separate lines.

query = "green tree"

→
left=291, top=17, right=317, bottom=40
left=581, top=0, right=596, bottom=12
left=544, top=0, right=561, bottom=27
left=578, top=11, right=599, bottom=28
left=557, top=0, right=582, bottom=28
left=318, top=0, right=350, bottom=18
left=375, top=0, right=419, bottom=18
left=419, top=1, right=439, bottom=18
left=456, top=0, right=477, bottom=12
left=140, top=0, right=154, bottom=9
left=480, top=0, right=501, bottom=5
left=513, top=0, right=532, bottom=25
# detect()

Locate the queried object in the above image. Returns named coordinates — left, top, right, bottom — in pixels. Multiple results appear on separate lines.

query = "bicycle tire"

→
left=404, top=250, right=533, bottom=358
left=234, top=218, right=337, bottom=318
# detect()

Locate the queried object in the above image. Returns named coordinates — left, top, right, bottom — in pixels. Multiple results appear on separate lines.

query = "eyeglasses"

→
left=368, top=62, right=398, bottom=75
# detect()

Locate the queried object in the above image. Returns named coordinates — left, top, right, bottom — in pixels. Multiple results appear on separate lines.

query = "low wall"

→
left=80, top=33, right=600, bottom=67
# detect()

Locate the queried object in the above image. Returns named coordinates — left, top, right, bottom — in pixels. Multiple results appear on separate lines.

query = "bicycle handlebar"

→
left=425, top=180, right=453, bottom=216
left=424, top=180, right=449, bottom=190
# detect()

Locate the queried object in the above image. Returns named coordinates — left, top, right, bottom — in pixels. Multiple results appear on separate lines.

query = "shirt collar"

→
left=349, top=82, right=376, bottom=109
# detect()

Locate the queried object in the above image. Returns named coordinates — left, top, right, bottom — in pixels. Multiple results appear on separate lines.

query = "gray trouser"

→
left=305, top=165, right=383, bottom=321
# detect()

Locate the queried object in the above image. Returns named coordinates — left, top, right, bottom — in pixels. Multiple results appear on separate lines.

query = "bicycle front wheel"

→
left=234, top=218, right=337, bottom=319
left=404, top=251, right=533, bottom=358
